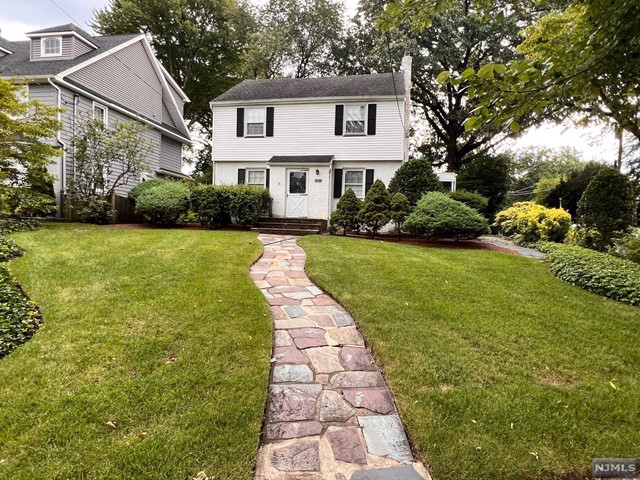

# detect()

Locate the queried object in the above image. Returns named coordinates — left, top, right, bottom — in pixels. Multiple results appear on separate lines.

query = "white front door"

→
left=286, top=169, right=309, bottom=218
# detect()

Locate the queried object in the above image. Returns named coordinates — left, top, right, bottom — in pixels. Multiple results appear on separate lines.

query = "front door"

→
left=286, top=169, right=309, bottom=218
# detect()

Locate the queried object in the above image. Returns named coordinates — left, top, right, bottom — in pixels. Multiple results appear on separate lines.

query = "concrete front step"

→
left=258, top=217, right=325, bottom=225
left=257, top=222, right=323, bottom=230
left=250, top=227, right=320, bottom=236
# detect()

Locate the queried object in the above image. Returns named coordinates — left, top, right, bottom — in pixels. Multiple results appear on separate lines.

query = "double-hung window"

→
left=93, top=103, right=107, bottom=125
left=245, top=108, right=265, bottom=137
left=344, top=105, right=366, bottom=135
left=247, top=169, right=266, bottom=187
left=344, top=169, right=365, bottom=198
left=41, top=37, right=62, bottom=57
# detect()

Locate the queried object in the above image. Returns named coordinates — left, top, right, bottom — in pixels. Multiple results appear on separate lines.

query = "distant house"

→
left=210, top=54, right=455, bottom=220
left=0, top=24, right=191, bottom=205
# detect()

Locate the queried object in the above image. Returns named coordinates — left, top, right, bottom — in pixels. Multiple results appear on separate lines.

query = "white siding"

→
left=67, top=40, right=163, bottom=121
left=215, top=160, right=402, bottom=220
left=212, top=100, right=405, bottom=163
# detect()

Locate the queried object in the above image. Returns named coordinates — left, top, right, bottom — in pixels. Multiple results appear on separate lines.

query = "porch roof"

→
left=268, top=155, right=334, bottom=164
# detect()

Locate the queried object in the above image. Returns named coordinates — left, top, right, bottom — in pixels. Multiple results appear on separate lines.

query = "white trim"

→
left=343, top=168, right=365, bottom=199
left=26, top=31, right=98, bottom=50
left=92, top=101, right=108, bottom=124
left=343, top=103, right=367, bottom=137
left=158, top=63, right=190, bottom=102
left=246, top=168, right=267, bottom=187
left=57, top=34, right=145, bottom=77
left=244, top=106, right=266, bottom=138
left=210, top=95, right=400, bottom=107
left=52, top=77, right=191, bottom=144
left=56, top=35, right=191, bottom=142
left=41, top=36, right=62, bottom=57
left=0, top=46, right=13, bottom=55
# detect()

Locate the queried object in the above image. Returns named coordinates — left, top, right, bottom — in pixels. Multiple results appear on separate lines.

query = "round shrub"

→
left=388, top=158, right=443, bottom=205
left=128, top=178, right=168, bottom=203
left=404, top=192, right=490, bottom=239
left=448, top=189, right=489, bottom=214
left=494, top=202, right=571, bottom=245
left=68, top=195, right=116, bottom=225
left=135, top=181, right=190, bottom=225
left=615, top=230, right=640, bottom=264
left=577, top=167, right=636, bottom=250
left=190, top=185, right=222, bottom=228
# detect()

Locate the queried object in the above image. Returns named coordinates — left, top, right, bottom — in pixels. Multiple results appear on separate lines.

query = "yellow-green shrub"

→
left=494, top=202, right=572, bottom=245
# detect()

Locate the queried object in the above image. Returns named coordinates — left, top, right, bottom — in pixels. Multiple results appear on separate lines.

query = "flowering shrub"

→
left=494, top=202, right=571, bottom=245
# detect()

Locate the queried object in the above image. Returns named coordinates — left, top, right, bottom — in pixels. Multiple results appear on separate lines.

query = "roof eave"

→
left=210, top=94, right=402, bottom=107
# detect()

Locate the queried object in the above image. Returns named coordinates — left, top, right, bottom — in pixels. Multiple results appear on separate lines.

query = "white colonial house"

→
left=210, top=55, right=454, bottom=221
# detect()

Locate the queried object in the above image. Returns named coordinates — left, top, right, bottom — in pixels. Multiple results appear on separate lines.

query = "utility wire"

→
left=385, top=32, right=410, bottom=137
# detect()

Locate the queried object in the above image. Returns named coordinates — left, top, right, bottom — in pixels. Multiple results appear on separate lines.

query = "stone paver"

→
left=251, top=234, right=430, bottom=480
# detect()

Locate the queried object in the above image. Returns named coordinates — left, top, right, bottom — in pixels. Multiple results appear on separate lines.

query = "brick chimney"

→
left=400, top=52, right=412, bottom=161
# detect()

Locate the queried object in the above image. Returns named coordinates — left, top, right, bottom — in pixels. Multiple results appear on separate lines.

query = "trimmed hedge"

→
left=538, top=242, right=640, bottom=307
left=190, top=184, right=271, bottom=228
left=128, top=178, right=168, bottom=203
left=0, top=261, right=41, bottom=358
left=404, top=192, right=490, bottom=239
left=135, top=181, right=190, bottom=225
left=448, top=189, right=489, bottom=214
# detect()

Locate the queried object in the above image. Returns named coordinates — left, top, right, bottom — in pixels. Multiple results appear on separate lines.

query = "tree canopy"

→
left=0, top=79, right=60, bottom=216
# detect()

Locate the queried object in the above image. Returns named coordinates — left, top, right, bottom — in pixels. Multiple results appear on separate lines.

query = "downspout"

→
left=72, top=93, right=79, bottom=181
left=47, top=78, right=66, bottom=202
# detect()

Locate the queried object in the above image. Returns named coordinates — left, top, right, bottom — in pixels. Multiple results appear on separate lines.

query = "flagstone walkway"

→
left=251, top=234, right=429, bottom=480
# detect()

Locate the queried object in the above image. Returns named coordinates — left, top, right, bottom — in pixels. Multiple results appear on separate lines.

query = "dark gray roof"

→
left=0, top=31, right=140, bottom=77
left=268, top=155, right=334, bottom=164
left=214, top=73, right=405, bottom=102
left=0, top=37, right=15, bottom=53
left=26, top=24, right=98, bottom=46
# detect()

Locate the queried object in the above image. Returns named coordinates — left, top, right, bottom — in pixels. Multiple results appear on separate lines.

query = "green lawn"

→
left=0, top=224, right=271, bottom=480
left=299, top=235, right=640, bottom=480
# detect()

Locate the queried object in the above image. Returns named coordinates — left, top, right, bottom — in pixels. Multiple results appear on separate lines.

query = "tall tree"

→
left=244, top=0, right=345, bottom=79
left=509, top=146, right=585, bottom=192
left=334, top=0, right=544, bottom=171
left=0, top=79, right=60, bottom=216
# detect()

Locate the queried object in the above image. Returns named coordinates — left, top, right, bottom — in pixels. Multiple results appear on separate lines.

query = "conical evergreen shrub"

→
left=358, top=179, right=391, bottom=238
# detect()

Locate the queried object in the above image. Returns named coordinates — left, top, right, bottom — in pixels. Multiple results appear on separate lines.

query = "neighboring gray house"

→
left=0, top=24, right=191, bottom=204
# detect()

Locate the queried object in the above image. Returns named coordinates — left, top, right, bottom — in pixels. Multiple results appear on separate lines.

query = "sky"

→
left=0, top=0, right=620, bottom=165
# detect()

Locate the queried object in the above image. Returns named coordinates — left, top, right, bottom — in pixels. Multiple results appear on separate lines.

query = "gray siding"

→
left=162, top=101, right=176, bottom=128
left=54, top=86, right=161, bottom=196
left=73, top=37, right=93, bottom=57
left=31, top=36, right=73, bottom=60
left=28, top=84, right=59, bottom=146
left=160, top=135, right=182, bottom=172
left=167, top=81, right=184, bottom=114
left=67, top=40, right=162, bottom=121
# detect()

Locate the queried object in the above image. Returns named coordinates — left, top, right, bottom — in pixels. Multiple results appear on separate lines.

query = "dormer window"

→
left=41, top=37, right=62, bottom=57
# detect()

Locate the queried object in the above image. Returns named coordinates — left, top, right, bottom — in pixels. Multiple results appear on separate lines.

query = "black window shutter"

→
left=236, top=108, right=244, bottom=137
left=333, top=169, right=343, bottom=198
left=335, top=105, right=344, bottom=136
left=365, top=169, right=374, bottom=193
left=266, top=107, right=274, bottom=137
left=367, top=104, right=377, bottom=135
left=265, top=169, right=270, bottom=189
left=238, top=168, right=246, bottom=184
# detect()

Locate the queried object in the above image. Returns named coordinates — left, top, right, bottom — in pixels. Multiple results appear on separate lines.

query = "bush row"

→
left=128, top=181, right=271, bottom=227
left=538, top=242, right=640, bottom=307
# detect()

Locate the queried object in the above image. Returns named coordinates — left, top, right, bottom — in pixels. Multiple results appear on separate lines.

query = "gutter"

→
left=47, top=77, right=66, bottom=193
left=211, top=104, right=215, bottom=185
